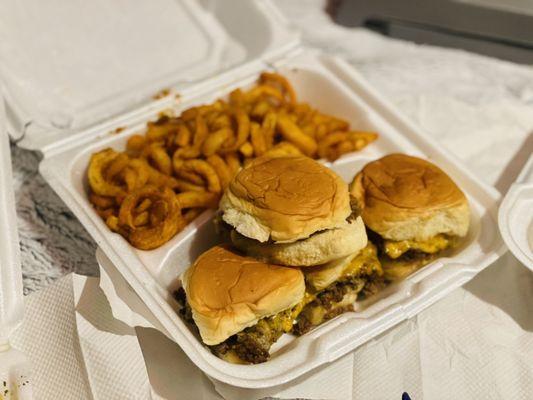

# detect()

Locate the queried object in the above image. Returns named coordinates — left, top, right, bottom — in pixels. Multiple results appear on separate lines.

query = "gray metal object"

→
left=333, top=0, right=533, bottom=63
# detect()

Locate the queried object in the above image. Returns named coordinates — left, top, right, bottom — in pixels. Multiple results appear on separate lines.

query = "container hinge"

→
left=264, top=45, right=303, bottom=71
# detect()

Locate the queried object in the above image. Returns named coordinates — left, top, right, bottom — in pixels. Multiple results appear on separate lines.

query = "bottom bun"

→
left=231, top=217, right=368, bottom=267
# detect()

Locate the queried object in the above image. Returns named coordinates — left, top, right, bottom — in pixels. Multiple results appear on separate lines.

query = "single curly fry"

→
left=202, top=128, right=232, bottom=157
left=97, top=208, right=116, bottom=220
left=250, top=101, right=271, bottom=119
left=348, top=131, right=378, bottom=150
left=150, top=200, right=168, bottom=226
left=192, top=114, right=209, bottom=150
left=175, top=124, right=192, bottom=147
left=146, top=118, right=179, bottom=142
left=263, top=141, right=302, bottom=158
left=127, top=187, right=184, bottom=250
left=88, top=149, right=126, bottom=197
left=126, top=135, right=146, bottom=154
left=172, top=147, right=200, bottom=174
left=180, top=159, right=221, bottom=193
left=118, top=186, right=156, bottom=229
left=250, top=122, right=267, bottom=157
left=221, top=108, right=250, bottom=153
left=127, top=159, right=150, bottom=190
left=176, top=191, right=219, bottom=209
left=315, top=124, right=328, bottom=140
left=118, top=185, right=178, bottom=233
left=133, top=211, right=150, bottom=227
left=327, top=117, right=349, bottom=132
left=247, top=85, right=284, bottom=103
left=260, top=72, right=297, bottom=104
left=89, top=193, right=115, bottom=209
left=175, top=179, right=205, bottom=192
left=177, top=170, right=205, bottom=186
left=144, top=161, right=180, bottom=189
left=206, top=155, right=232, bottom=190
left=123, top=167, right=139, bottom=192
left=105, top=153, right=129, bottom=180
left=301, top=124, right=316, bottom=139
left=224, top=153, right=241, bottom=176
left=143, top=144, right=172, bottom=175
left=262, top=112, right=277, bottom=149
left=239, top=142, right=254, bottom=158
left=277, top=115, right=317, bottom=157
left=336, top=140, right=354, bottom=158
left=229, top=88, right=245, bottom=107
left=106, top=215, right=120, bottom=232
left=210, top=114, right=232, bottom=131
left=135, top=198, right=152, bottom=213
left=317, top=132, right=348, bottom=160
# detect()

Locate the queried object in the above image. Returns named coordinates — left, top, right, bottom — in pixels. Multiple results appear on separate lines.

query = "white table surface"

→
left=9, top=0, right=533, bottom=398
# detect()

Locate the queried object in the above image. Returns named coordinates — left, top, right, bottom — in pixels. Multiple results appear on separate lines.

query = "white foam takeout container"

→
left=0, top=0, right=506, bottom=389
left=498, top=154, right=533, bottom=269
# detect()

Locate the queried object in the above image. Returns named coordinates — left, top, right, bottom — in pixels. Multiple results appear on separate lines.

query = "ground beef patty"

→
left=174, top=288, right=290, bottom=364
left=293, top=273, right=386, bottom=335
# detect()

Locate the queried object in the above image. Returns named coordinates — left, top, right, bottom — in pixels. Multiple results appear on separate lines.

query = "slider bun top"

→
left=230, top=217, right=368, bottom=267
left=350, top=154, right=470, bottom=241
left=220, top=155, right=351, bottom=243
left=181, top=245, right=305, bottom=345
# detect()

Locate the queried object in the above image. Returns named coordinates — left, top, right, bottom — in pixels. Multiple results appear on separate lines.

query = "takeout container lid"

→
left=0, top=96, right=24, bottom=341
left=498, top=154, right=533, bottom=269
left=0, top=0, right=298, bottom=152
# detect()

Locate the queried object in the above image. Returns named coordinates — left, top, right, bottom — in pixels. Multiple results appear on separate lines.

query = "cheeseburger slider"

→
left=349, top=154, right=470, bottom=280
left=176, top=245, right=306, bottom=364
left=219, top=155, right=366, bottom=266
left=219, top=155, right=384, bottom=334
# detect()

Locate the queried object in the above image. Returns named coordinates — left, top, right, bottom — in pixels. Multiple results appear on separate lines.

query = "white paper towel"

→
left=10, top=274, right=152, bottom=400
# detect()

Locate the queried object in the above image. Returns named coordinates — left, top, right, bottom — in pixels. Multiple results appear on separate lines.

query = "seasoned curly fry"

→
left=175, top=124, right=192, bottom=147
left=221, top=108, right=250, bottom=153
left=192, top=114, right=208, bottom=150
left=143, top=143, right=172, bottom=175
left=90, top=193, right=115, bottom=209
left=146, top=117, right=179, bottom=142
left=277, top=115, right=317, bottom=157
left=207, top=155, right=232, bottom=191
left=176, top=191, right=219, bottom=209
left=87, top=72, right=378, bottom=249
left=88, top=149, right=126, bottom=197
left=180, top=160, right=221, bottom=193
left=250, top=122, right=267, bottom=157
left=202, top=128, right=232, bottom=157
left=126, top=135, right=146, bottom=154
left=263, top=142, right=302, bottom=158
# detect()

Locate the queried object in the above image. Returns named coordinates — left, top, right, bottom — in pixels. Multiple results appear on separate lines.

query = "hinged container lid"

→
left=498, top=154, right=533, bottom=269
left=0, top=0, right=298, bottom=151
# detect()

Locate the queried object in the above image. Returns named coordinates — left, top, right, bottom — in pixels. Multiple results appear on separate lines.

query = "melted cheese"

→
left=265, top=292, right=316, bottom=334
left=342, top=242, right=383, bottom=280
left=383, top=234, right=452, bottom=259
left=305, top=243, right=383, bottom=292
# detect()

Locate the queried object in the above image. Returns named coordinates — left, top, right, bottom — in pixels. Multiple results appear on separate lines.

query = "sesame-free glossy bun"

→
left=350, top=154, right=470, bottom=241
left=181, top=245, right=305, bottom=345
left=220, top=156, right=351, bottom=243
